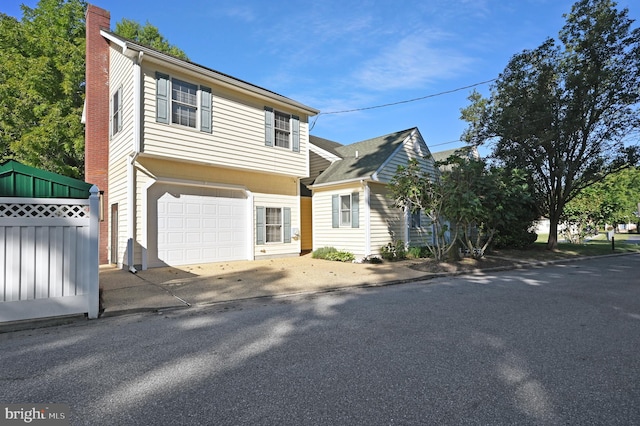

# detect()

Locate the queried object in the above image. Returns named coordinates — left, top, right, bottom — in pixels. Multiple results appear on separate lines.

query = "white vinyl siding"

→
left=253, top=193, right=300, bottom=258
left=408, top=211, right=434, bottom=247
left=108, top=46, right=135, bottom=267
left=375, top=132, right=436, bottom=184
left=142, top=65, right=309, bottom=178
left=369, top=184, right=404, bottom=255
left=313, top=186, right=366, bottom=257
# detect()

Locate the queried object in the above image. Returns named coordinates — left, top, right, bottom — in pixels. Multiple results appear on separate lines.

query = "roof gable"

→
left=313, top=128, right=417, bottom=185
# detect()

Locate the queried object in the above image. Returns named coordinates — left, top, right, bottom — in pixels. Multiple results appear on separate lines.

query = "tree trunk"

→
left=547, top=215, right=559, bottom=250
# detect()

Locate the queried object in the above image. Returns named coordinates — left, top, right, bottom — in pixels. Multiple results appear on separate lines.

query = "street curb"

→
left=1, top=251, right=637, bottom=333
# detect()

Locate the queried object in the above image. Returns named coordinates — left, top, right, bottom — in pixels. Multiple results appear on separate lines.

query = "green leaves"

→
left=0, top=0, right=86, bottom=178
left=460, top=0, right=640, bottom=249
left=115, top=18, right=189, bottom=61
left=0, top=1, right=190, bottom=178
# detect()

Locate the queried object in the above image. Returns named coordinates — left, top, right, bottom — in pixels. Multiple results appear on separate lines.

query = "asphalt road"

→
left=1, top=254, right=639, bottom=425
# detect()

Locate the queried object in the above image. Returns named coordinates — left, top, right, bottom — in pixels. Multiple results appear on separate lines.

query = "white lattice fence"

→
left=0, top=187, right=99, bottom=322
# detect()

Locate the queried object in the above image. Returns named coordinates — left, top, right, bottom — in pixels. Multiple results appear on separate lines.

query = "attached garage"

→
left=148, top=184, right=249, bottom=267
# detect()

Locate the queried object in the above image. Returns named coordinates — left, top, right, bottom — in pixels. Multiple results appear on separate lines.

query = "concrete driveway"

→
left=99, top=254, right=432, bottom=316
left=97, top=251, right=632, bottom=317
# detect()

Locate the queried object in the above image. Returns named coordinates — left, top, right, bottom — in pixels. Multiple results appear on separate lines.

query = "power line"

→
left=309, top=78, right=496, bottom=131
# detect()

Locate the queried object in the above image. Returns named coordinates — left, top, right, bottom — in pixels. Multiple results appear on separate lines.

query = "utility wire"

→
left=309, top=78, right=496, bottom=131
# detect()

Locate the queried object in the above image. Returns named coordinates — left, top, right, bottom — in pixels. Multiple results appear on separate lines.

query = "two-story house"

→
left=85, top=5, right=319, bottom=269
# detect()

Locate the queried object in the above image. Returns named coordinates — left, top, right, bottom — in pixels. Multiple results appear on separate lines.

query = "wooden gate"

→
left=0, top=186, right=100, bottom=322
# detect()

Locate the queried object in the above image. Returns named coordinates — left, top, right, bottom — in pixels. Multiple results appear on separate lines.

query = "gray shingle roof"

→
left=313, top=128, right=417, bottom=185
left=309, top=135, right=343, bottom=157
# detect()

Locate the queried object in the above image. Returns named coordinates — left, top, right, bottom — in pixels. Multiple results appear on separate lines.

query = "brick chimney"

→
left=85, top=4, right=110, bottom=264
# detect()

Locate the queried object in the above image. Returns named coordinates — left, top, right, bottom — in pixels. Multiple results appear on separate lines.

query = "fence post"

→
left=88, top=185, right=100, bottom=319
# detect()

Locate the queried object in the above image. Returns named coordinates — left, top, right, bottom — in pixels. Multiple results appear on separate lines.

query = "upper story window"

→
left=156, top=72, right=212, bottom=133
left=172, top=79, right=197, bottom=128
left=111, top=86, right=122, bottom=137
left=264, top=107, right=300, bottom=152
left=274, top=111, right=291, bottom=149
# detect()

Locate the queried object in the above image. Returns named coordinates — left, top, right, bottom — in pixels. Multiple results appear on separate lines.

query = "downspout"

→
left=127, top=51, right=143, bottom=273
left=362, top=180, right=371, bottom=257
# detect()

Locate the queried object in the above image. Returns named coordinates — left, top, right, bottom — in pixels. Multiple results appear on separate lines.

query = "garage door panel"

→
left=203, top=204, right=217, bottom=215
left=185, top=218, right=201, bottom=229
left=167, top=202, right=184, bottom=214
left=167, top=232, right=184, bottom=244
left=155, top=187, right=247, bottom=266
left=167, top=217, right=184, bottom=228
left=203, top=218, right=217, bottom=229
left=202, top=232, right=217, bottom=243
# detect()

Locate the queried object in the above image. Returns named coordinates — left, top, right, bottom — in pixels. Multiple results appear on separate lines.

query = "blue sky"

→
left=3, top=0, right=639, bottom=156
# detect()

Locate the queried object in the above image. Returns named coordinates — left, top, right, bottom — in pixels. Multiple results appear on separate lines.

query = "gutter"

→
left=127, top=51, right=143, bottom=273
left=309, top=176, right=375, bottom=189
left=99, top=30, right=319, bottom=116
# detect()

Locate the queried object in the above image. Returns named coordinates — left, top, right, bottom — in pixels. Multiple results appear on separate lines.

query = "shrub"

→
left=407, top=246, right=431, bottom=259
left=325, top=251, right=355, bottom=262
left=312, top=247, right=354, bottom=262
left=312, top=247, right=338, bottom=259
left=380, top=240, right=406, bottom=261
left=492, top=230, right=538, bottom=249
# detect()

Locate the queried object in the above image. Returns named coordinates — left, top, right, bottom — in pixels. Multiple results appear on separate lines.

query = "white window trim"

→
left=273, top=110, right=291, bottom=149
left=111, top=86, right=122, bottom=138
left=171, top=77, right=199, bottom=129
left=265, top=207, right=284, bottom=243
left=340, top=194, right=352, bottom=227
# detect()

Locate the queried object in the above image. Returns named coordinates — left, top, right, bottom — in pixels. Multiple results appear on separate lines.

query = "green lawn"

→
left=499, top=232, right=640, bottom=261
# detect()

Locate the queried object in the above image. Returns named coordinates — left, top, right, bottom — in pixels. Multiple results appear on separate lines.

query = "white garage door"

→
left=156, top=186, right=247, bottom=266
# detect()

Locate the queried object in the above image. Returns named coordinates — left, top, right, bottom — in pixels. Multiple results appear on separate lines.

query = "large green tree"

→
left=0, top=0, right=87, bottom=178
left=0, top=0, right=187, bottom=179
left=115, top=19, right=188, bottom=61
left=462, top=0, right=640, bottom=249
left=563, top=166, right=640, bottom=236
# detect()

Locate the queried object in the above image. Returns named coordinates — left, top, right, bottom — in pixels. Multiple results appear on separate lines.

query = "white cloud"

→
left=353, top=31, right=475, bottom=91
left=223, top=5, right=257, bottom=22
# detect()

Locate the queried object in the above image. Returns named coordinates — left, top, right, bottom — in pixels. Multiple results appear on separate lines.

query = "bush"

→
left=407, top=246, right=432, bottom=259
left=312, top=247, right=354, bottom=262
left=380, top=240, right=406, bottom=261
left=325, top=251, right=355, bottom=262
left=492, top=230, right=538, bottom=249
left=312, top=247, right=338, bottom=259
